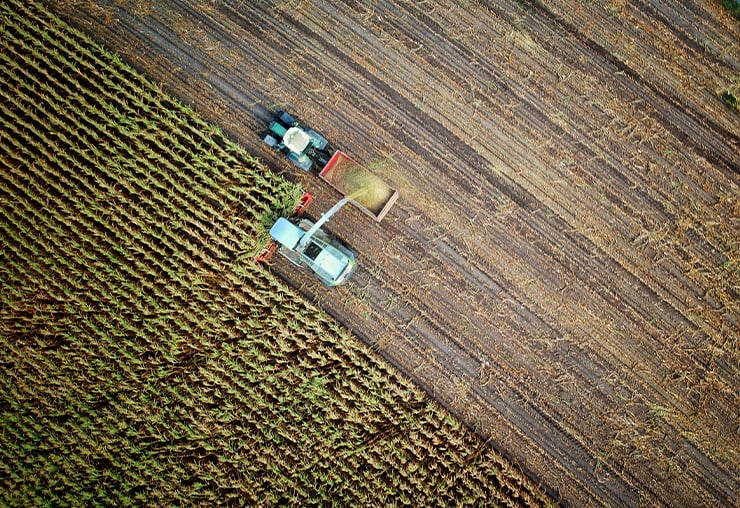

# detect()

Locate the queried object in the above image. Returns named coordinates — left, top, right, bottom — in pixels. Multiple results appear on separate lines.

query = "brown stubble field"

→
left=45, top=0, right=738, bottom=506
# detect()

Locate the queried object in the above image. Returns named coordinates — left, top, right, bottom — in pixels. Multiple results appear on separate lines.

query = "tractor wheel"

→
left=278, top=111, right=296, bottom=126
left=314, top=149, right=332, bottom=169
left=262, top=133, right=278, bottom=148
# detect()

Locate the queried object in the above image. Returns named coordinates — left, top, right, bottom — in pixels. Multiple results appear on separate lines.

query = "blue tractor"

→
left=261, top=110, right=333, bottom=171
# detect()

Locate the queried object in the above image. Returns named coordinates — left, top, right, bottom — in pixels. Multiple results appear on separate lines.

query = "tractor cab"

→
left=262, top=111, right=331, bottom=171
left=283, top=127, right=311, bottom=154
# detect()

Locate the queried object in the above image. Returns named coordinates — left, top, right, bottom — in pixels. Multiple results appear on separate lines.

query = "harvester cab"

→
left=257, top=194, right=358, bottom=287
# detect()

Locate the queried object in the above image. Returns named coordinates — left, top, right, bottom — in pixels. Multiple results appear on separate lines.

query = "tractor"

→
left=261, top=110, right=333, bottom=172
left=262, top=110, right=399, bottom=221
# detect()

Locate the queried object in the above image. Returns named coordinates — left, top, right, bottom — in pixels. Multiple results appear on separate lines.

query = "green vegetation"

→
left=0, top=1, right=553, bottom=506
left=721, top=89, right=738, bottom=109
left=717, top=0, right=740, bottom=20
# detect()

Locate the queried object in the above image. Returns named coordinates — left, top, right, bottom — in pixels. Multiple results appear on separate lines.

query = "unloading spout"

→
left=298, top=190, right=366, bottom=249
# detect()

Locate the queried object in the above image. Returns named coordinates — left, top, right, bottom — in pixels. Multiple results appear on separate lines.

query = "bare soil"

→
left=45, top=0, right=739, bottom=506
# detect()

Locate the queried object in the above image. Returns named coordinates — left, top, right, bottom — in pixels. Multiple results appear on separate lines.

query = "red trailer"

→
left=319, top=151, right=399, bottom=222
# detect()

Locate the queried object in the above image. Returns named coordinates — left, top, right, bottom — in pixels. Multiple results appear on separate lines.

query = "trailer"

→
left=262, top=110, right=398, bottom=221
left=319, top=151, right=398, bottom=222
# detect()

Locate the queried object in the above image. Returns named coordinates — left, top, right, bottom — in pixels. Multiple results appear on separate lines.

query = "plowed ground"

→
left=47, top=0, right=739, bottom=505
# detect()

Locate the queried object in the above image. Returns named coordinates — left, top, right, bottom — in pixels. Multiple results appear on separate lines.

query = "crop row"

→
left=0, top=1, right=553, bottom=506
left=1, top=20, right=298, bottom=257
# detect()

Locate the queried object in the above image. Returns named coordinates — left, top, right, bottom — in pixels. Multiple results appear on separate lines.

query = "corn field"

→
left=0, top=1, right=553, bottom=505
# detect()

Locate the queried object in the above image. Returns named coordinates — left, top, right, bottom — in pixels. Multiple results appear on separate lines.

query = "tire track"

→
left=515, top=0, right=739, bottom=175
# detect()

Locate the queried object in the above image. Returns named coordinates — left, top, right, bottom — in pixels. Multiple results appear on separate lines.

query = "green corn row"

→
left=0, top=1, right=554, bottom=506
